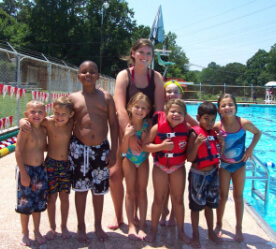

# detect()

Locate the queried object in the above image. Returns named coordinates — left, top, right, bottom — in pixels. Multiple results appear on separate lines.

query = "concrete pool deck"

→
left=1, top=151, right=275, bottom=249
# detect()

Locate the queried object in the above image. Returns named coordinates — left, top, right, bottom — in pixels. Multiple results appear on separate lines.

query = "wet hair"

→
left=123, top=39, right=154, bottom=66
left=197, top=101, right=217, bottom=117
left=53, top=96, right=74, bottom=114
left=78, top=60, right=98, bottom=73
left=26, top=100, right=45, bottom=111
left=164, top=80, right=184, bottom=95
left=127, top=92, right=152, bottom=119
left=165, top=99, right=187, bottom=116
left=217, top=93, right=238, bottom=113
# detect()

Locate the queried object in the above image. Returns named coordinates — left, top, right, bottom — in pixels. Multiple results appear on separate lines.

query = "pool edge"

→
left=244, top=198, right=276, bottom=244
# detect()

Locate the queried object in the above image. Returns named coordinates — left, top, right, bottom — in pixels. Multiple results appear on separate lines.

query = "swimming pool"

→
left=186, top=103, right=276, bottom=233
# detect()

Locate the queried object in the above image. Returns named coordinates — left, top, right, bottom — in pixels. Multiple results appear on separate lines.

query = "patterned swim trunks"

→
left=45, top=157, right=71, bottom=194
left=15, top=163, right=48, bottom=215
left=68, top=136, right=110, bottom=195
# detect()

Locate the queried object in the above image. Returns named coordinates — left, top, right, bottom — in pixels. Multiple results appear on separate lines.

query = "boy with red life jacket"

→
left=187, top=101, right=224, bottom=248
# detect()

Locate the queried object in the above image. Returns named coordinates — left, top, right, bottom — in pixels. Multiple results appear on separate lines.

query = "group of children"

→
left=14, top=60, right=261, bottom=248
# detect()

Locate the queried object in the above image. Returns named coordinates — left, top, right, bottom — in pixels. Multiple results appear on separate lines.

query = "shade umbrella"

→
left=149, top=5, right=164, bottom=44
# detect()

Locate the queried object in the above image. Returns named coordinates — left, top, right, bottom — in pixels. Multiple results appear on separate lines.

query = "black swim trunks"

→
left=68, top=136, right=110, bottom=195
left=188, top=167, right=219, bottom=211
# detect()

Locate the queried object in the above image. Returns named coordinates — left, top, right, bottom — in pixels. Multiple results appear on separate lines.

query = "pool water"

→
left=186, top=103, right=276, bottom=232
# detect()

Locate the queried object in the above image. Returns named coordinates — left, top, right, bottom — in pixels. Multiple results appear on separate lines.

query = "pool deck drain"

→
left=0, top=152, right=275, bottom=249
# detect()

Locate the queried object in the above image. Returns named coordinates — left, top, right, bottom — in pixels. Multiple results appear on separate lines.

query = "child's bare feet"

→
left=209, top=231, right=223, bottom=245
left=77, top=230, right=90, bottom=244
left=144, top=230, right=157, bottom=243
left=95, top=226, right=109, bottom=242
left=45, top=230, right=55, bottom=240
left=214, top=224, right=223, bottom=237
left=137, top=225, right=147, bottom=240
left=61, top=226, right=71, bottom=239
left=127, top=225, right=140, bottom=240
left=159, top=208, right=169, bottom=226
left=20, top=233, right=31, bottom=246
left=107, top=217, right=124, bottom=230
left=191, top=234, right=201, bottom=248
left=34, top=231, right=46, bottom=245
left=178, top=231, right=191, bottom=244
left=234, top=227, right=244, bottom=242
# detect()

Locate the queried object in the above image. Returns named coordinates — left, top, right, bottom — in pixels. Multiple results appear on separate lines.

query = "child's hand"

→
left=19, top=119, right=31, bottom=133
left=242, top=147, right=254, bottom=162
left=161, top=138, right=174, bottom=151
left=195, top=134, right=206, bottom=146
left=106, top=149, right=116, bottom=168
left=217, top=134, right=225, bottom=147
left=20, top=174, right=31, bottom=187
left=129, top=135, right=142, bottom=153
left=124, top=124, right=135, bottom=137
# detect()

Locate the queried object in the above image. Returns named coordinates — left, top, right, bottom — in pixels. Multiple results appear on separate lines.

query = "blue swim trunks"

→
left=15, top=164, right=48, bottom=215
left=188, top=167, right=219, bottom=211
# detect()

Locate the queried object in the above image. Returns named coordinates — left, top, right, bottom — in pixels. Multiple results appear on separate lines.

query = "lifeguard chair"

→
left=264, top=81, right=276, bottom=104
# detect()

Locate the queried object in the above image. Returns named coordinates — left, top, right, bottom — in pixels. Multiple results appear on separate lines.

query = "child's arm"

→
left=121, top=124, right=135, bottom=154
left=142, top=124, right=174, bottom=153
left=15, top=131, right=30, bottom=187
left=186, top=114, right=198, bottom=127
left=106, top=92, right=119, bottom=167
left=241, top=118, right=261, bottom=161
left=19, top=117, right=49, bottom=132
left=186, top=130, right=206, bottom=163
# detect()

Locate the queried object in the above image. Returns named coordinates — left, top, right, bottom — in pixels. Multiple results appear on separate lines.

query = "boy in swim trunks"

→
left=20, top=96, right=75, bottom=240
left=68, top=60, right=118, bottom=243
left=15, top=100, right=48, bottom=246
left=187, top=101, right=223, bottom=248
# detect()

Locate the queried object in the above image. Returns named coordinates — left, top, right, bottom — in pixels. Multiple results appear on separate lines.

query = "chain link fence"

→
left=182, top=83, right=273, bottom=103
left=0, top=42, right=115, bottom=130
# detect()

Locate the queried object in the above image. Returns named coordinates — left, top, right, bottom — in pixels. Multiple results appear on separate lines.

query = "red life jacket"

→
left=191, top=126, right=220, bottom=169
left=153, top=111, right=188, bottom=168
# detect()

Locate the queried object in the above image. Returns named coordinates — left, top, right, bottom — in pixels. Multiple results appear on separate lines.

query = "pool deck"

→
left=1, top=152, right=276, bottom=249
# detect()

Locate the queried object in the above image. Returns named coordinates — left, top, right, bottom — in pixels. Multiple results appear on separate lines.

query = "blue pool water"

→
left=186, top=103, right=276, bottom=232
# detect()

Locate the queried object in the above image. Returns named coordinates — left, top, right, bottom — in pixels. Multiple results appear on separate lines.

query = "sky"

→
left=126, top=0, right=276, bottom=70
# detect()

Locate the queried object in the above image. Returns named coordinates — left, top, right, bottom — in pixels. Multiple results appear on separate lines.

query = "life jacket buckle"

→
left=167, top=133, right=176, bottom=138
left=164, top=153, right=174, bottom=158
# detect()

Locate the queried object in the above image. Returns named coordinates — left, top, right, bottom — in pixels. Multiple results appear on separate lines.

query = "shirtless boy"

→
left=20, top=97, right=75, bottom=240
left=68, top=60, right=118, bottom=243
left=15, top=100, right=48, bottom=246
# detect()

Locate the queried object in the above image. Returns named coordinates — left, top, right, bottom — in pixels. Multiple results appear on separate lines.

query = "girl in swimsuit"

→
left=143, top=99, right=191, bottom=244
left=159, top=80, right=198, bottom=227
left=121, top=92, right=151, bottom=240
left=214, top=93, right=261, bottom=243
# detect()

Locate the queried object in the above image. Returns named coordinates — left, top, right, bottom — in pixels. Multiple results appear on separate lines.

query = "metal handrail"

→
left=246, top=154, right=270, bottom=202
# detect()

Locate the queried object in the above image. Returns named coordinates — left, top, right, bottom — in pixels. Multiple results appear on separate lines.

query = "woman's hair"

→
left=164, top=80, right=184, bottom=95
left=53, top=96, right=74, bottom=114
left=122, top=38, right=154, bottom=66
left=217, top=93, right=238, bottom=113
left=165, top=99, right=187, bottom=116
left=127, top=92, right=152, bottom=119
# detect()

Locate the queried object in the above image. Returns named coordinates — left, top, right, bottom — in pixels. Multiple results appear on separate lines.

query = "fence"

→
left=182, top=83, right=274, bottom=103
left=0, top=41, right=115, bottom=131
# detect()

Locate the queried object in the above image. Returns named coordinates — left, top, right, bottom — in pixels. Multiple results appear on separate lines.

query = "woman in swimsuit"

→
left=108, top=38, right=164, bottom=230
left=214, top=93, right=261, bottom=242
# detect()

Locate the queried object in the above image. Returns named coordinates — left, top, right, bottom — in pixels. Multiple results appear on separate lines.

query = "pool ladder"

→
left=246, top=154, right=270, bottom=202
